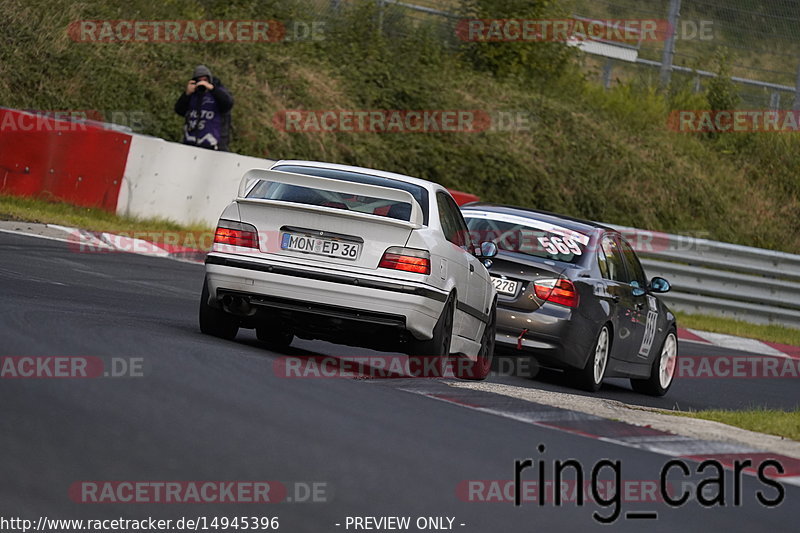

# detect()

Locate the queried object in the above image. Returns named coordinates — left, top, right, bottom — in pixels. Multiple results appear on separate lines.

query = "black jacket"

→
left=174, top=77, right=234, bottom=151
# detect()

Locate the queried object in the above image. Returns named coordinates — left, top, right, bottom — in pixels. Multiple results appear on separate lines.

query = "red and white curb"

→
left=395, top=381, right=800, bottom=489
left=679, top=328, right=800, bottom=360
left=46, top=224, right=207, bottom=264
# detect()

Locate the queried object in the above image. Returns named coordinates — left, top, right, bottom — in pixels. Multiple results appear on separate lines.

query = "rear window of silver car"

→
left=268, top=165, right=429, bottom=225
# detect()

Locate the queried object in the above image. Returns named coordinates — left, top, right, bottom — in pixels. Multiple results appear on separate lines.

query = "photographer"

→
left=174, top=65, right=234, bottom=151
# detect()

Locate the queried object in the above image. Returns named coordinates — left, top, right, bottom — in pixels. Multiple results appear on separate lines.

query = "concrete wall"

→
left=117, top=134, right=276, bottom=227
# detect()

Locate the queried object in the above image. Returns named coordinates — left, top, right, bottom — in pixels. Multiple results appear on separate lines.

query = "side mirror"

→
left=478, top=241, right=497, bottom=259
left=649, top=276, right=671, bottom=294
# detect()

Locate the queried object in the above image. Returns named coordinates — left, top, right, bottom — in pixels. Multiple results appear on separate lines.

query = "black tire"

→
left=631, top=330, right=678, bottom=396
left=408, top=295, right=454, bottom=377
left=256, top=323, right=294, bottom=349
left=198, top=279, right=239, bottom=340
left=572, top=324, right=610, bottom=392
left=456, top=299, right=496, bottom=381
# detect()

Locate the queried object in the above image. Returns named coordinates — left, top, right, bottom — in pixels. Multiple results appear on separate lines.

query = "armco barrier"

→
left=614, top=225, right=800, bottom=328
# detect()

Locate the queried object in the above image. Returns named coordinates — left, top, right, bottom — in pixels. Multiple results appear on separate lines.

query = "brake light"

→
left=214, top=220, right=259, bottom=249
left=534, top=278, right=579, bottom=308
left=379, top=247, right=430, bottom=275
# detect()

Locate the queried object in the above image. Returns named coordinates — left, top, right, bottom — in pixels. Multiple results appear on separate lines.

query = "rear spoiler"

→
left=237, top=168, right=424, bottom=226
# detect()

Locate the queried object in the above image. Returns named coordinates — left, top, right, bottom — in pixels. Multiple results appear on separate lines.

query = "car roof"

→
left=461, top=202, right=613, bottom=235
left=272, top=160, right=439, bottom=192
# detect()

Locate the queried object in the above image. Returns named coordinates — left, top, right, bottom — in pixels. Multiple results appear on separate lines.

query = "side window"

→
left=619, top=238, right=647, bottom=287
left=600, top=236, right=626, bottom=282
left=597, top=242, right=609, bottom=279
left=436, top=192, right=468, bottom=248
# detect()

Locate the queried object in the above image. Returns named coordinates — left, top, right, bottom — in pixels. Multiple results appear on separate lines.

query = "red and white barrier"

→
left=0, top=108, right=130, bottom=211
left=0, top=107, right=275, bottom=227
left=1, top=107, right=475, bottom=226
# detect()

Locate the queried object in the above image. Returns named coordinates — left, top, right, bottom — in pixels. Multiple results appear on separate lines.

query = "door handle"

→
left=470, top=264, right=475, bottom=273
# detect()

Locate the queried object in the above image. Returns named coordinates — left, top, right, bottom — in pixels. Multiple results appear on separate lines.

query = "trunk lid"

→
left=232, top=168, right=424, bottom=270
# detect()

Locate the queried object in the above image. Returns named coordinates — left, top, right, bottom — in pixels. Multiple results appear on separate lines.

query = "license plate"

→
left=492, top=277, right=519, bottom=296
left=280, top=233, right=361, bottom=260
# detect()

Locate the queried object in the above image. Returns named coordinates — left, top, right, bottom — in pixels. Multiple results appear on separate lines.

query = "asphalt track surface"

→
left=0, top=231, right=797, bottom=532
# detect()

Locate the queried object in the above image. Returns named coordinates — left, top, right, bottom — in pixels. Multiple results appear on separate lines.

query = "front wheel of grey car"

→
left=199, top=279, right=239, bottom=340
left=631, top=330, right=677, bottom=397
left=572, top=324, right=610, bottom=392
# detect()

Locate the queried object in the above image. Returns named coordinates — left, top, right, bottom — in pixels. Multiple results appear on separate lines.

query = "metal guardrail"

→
left=612, top=225, right=800, bottom=328
left=375, top=0, right=800, bottom=107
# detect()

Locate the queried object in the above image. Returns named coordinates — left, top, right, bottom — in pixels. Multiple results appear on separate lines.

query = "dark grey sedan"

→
left=461, top=203, right=677, bottom=396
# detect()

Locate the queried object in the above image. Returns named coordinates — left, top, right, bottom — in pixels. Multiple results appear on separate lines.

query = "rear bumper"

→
left=204, top=253, right=447, bottom=341
left=494, top=303, right=593, bottom=370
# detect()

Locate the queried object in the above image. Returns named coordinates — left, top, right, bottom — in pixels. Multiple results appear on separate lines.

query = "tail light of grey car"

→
left=533, top=277, right=579, bottom=308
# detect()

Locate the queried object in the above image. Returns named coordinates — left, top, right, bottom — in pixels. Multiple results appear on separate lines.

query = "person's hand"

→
left=185, top=80, right=197, bottom=95
left=196, top=79, right=215, bottom=91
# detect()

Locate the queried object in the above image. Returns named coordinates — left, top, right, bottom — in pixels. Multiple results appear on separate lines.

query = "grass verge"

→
left=0, top=194, right=213, bottom=248
left=676, top=311, right=800, bottom=347
left=666, top=409, right=800, bottom=441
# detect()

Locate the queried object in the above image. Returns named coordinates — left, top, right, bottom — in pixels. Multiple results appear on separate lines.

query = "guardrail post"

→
left=770, top=91, right=781, bottom=110
left=659, top=0, right=682, bottom=88
left=794, top=62, right=800, bottom=110
left=602, top=59, right=614, bottom=89
left=376, top=0, right=385, bottom=34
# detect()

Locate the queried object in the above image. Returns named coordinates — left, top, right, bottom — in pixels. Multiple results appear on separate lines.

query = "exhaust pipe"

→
left=221, top=294, right=256, bottom=316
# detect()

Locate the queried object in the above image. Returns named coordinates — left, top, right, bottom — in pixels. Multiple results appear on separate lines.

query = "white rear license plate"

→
left=280, top=233, right=361, bottom=260
left=492, top=277, right=519, bottom=296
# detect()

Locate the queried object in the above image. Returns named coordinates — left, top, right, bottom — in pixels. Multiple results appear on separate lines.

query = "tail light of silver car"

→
left=533, top=277, right=579, bottom=308
left=213, top=220, right=259, bottom=249
left=378, top=247, right=431, bottom=275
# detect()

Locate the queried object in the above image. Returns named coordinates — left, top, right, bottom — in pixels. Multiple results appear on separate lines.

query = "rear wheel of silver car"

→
left=256, top=324, right=294, bottom=349
left=408, top=295, right=454, bottom=377
left=631, top=330, right=677, bottom=397
left=573, top=324, right=610, bottom=392
left=457, top=300, right=496, bottom=381
left=198, top=279, right=239, bottom=340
